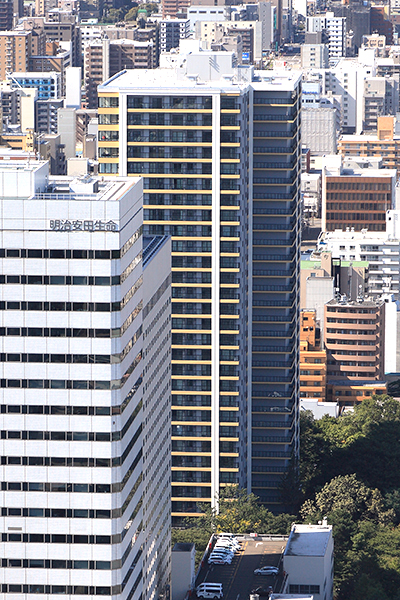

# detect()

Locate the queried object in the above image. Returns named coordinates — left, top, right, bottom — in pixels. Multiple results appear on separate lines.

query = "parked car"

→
left=196, top=583, right=223, bottom=599
left=214, top=542, right=240, bottom=552
left=208, top=556, right=232, bottom=565
left=209, top=553, right=234, bottom=563
left=209, top=549, right=234, bottom=556
left=254, top=566, right=279, bottom=576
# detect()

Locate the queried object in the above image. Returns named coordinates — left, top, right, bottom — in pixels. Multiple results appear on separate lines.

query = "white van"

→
left=196, top=583, right=223, bottom=599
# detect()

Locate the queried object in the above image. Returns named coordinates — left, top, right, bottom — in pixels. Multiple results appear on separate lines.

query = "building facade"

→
left=0, top=31, right=32, bottom=81
left=339, top=116, right=400, bottom=175
left=300, top=310, right=327, bottom=403
left=84, top=38, right=154, bottom=110
left=98, top=53, right=301, bottom=519
left=322, top=160, right=396, bottom=232
left=159, top=19, right=190, bottom=54
left=10, top=71, right=62, bottom=99
left=0, top=162, right=171, bottom=600
left=324, top=297, right=386, bottom=386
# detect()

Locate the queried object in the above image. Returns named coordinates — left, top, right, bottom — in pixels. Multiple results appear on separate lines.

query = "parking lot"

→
left=195, top=536, right=288, bottom=600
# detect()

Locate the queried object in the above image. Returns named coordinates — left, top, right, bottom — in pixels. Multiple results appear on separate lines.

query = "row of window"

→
left=127, top=113, right=212, bottom=126
left=0, top=275, right=120, bottom=285
left=326, top=201, right=390, bottom=209
left=2, top=559, right=111, bottom=569
left=2, top=481, right=111, bottom=492
left=0, top=353, right=112, bottom=363
left=125, top=95, right=213, bottom=109
left=0, top=376, right=142, bottom=416
left=1, top=456, right=112, bottom=467
left=2, top=533, right=112, bottom=543
left=2, top=451, right=141, bottom=497
left=0, top=248, right=120, bottom=259
left=326, top=307, right=376, bottom=314
left=0, top=379, right=113, bottom=390
left=1, top=585, right=115, bottom=595
left=327, top=182, right=390, bottom=190
left=1, top=430, right=112, bottom=441
left=1, top=427, right=141, bottom=468
left=0, top=327, right=114, bottom=338
left=5, top=299, right=120, bottom=313
left=288, top=585, right=320, bottom=594
left=126, top=130, right=212, bottom=143
left=128, top=146, right=214, bottom=158
left=326, top=213, right=385, bottom=221
left=1, top=583, right=121, bottom=596
left=326, top=329, right=376, bottom=335
left=2, top=507, right=111, bottom=518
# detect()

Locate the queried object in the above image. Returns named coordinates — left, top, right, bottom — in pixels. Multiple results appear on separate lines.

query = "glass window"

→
left=74, top=561, right=89, bottom=569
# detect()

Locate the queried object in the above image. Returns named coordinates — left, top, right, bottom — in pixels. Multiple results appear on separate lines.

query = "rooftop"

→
left=328, top=380, right=387, bottom=387
left=325, top=168, right=396, bottom=178
left=326, top=297, right=384, bottom=307
left=172, top=542, right=195, bottom=552
left=99, top=54, right=301, bottom=93
left=271, top=596, right=314, bottom=600
left=284, top=524, right=332, bottom=557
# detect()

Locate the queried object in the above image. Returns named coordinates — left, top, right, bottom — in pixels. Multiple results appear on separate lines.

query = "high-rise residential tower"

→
left=98, top=53, right=301, bottom=521
left=0, top=161, right=171, bottom=600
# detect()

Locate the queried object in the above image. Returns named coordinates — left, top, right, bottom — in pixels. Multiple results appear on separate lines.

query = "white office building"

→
left=0, top=161, right=171, bottom=600
left=319, top=210, right=400, bottom=299
left=306, top=13, right=346, bottom=66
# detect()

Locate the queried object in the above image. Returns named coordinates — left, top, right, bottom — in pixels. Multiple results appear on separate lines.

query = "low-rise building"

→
left=322, top=155, right=396, bottom=232
left=329, top=379, right=387, bottom=405
left=318, top=210, right=400, bottom=299
left=339, top=115, right=400, bottom=175
left=302, top=107, right=338, bottom=155
left=283, top=523, right=334, bottom=600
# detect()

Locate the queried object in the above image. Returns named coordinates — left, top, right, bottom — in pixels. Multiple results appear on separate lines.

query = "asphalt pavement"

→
left=195, top=537, right=286, bottom=600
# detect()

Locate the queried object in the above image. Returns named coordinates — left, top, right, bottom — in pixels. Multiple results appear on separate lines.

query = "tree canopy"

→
left=173, top=396, right=400, bottom=600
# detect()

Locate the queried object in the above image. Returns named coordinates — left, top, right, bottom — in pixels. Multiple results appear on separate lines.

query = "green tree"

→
left=171, top=527, right=211, bottom=568
left=301, top=474, right=395, bottom=524
left=124, top=6, right=138, bottom=19
left=104, top=7, right=125, bottom=22
left=125, top=2, right=158, bottom=19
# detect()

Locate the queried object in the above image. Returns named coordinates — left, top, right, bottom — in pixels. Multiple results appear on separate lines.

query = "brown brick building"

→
left=322, top=159, right=396, bottom=232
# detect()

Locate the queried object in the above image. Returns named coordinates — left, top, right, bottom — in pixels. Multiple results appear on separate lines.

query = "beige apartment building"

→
left=0, top=31, right=32, bottom=80
left=339, top=115, right=400, bottom=175
left=84, top=38, right=153, bottom=109
left=324, top=298, right=386, bottom=404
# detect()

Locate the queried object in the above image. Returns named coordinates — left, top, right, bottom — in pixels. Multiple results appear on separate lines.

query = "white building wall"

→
left=302, top=107, right=337, bottom=154
left=0, top=165, right=171, bottom=600
left=142, top=237, right=172, bottom=600
left=188, top=6, right=227, bottom=29
left=284, top=524, right=334, bottom=600
left=65, top=67, right=82, bottom=109
left=384, top=295, right=397, bottom=373
left=305, top=276, right=335, bottom=333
